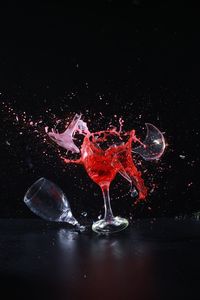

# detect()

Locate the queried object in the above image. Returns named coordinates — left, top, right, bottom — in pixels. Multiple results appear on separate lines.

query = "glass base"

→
left=92, top=216, right=129, bottom=234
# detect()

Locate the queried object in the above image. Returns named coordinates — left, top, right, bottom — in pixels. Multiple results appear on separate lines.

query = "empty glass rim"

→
left=24, top=177, right=46, bottom=202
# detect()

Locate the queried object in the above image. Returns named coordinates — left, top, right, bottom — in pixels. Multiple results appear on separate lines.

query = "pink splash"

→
left=47, top=114, right=89, bottom=153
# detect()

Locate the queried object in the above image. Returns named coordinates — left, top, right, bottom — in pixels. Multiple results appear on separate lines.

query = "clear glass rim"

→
left=24, top=177, right=46, bottom=202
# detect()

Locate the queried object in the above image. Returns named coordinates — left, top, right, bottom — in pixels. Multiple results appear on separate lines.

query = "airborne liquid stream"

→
left=48, top=115, right=148, bottom=203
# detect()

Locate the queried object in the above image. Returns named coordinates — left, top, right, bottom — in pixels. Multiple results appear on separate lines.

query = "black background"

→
left=0, top=1, right=200, bottom=221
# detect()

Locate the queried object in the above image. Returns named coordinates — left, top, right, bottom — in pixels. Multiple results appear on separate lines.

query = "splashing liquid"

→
left=62, top=129, right=148, bottom=202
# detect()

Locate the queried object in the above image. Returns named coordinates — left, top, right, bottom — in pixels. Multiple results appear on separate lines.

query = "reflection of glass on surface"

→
left=24, top=177, right=78, bottom=226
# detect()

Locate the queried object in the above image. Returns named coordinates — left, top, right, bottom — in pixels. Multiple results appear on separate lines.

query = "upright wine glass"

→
left=82, top=131, right=129, bottom=234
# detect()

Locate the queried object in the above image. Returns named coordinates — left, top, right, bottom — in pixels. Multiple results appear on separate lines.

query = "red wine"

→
left=63, top=129, right=147, bottom=201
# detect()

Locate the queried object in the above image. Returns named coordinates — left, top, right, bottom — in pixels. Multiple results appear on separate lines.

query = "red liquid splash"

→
left=63, top=129, right=148, bottom=202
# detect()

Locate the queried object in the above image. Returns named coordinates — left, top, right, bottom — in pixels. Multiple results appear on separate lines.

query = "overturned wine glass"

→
left=24, top=177, right=85, bottom=231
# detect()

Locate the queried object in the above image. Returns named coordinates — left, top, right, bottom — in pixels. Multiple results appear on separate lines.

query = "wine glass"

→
left=81, top=132, right=129, bottom=234
left=24, top=177, right=80, bottom=227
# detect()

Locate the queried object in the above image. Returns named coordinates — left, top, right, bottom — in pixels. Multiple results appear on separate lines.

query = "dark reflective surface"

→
left=1, top=218, right=200, bottom=300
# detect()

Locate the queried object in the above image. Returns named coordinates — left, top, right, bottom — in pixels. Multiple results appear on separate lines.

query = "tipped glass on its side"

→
left=24, top=177, right=84, bottom=231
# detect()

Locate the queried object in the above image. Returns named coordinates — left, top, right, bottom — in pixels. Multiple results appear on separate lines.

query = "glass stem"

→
left=101, top=184, right=114, bottom=223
